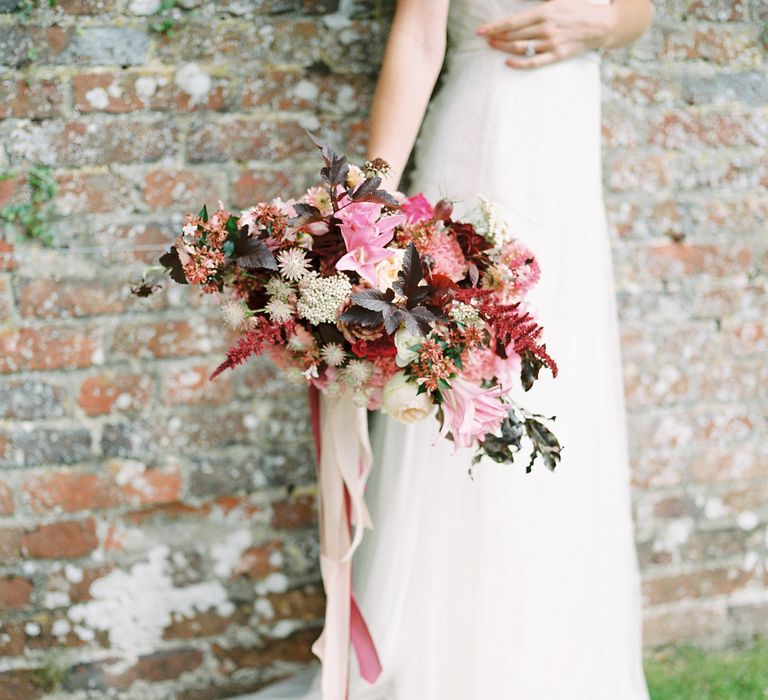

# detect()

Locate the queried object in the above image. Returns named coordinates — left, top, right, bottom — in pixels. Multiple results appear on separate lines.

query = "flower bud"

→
left=434, top=198, right=454, bottom=221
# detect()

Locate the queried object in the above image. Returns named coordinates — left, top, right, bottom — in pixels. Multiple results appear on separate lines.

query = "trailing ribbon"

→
left=308, top=386, right=383, bottom=699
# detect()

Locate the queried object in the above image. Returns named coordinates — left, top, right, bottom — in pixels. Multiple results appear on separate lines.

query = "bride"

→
left=249, top=0, right=654, bottom=697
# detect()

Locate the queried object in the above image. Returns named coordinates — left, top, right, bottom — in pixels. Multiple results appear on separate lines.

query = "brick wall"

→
left=0, top=0, right=765, bottom=696
left=603, top=0, right=768, bottom=649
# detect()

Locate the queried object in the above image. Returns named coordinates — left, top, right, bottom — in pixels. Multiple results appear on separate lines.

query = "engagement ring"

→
left=526, top=40, right=536, bottom=57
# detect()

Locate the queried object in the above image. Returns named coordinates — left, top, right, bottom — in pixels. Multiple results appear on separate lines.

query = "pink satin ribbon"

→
left=308, top=386, right=383, bottom=699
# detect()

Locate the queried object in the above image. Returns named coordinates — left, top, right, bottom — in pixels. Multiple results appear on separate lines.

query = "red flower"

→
left=350, top=336, right=397, bottom=359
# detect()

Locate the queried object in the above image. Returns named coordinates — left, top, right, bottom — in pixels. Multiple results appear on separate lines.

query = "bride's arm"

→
left=366, top=0, right=450, bottom=190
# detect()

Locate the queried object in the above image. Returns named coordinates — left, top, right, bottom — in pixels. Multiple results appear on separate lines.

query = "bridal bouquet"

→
left=135, top=138, right=560, bottom=470
left=134, top=137, right=561, bottom=697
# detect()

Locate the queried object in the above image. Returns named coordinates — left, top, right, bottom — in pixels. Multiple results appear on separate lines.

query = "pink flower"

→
left=460, top=341, right=521, bottom=390
left=401, top=193, right=435, bottom=223
left=437, top=378, right=508, bottom=449
left=419, top=229, right=468, bottom=283
left=335, top=202, right=406, bottom=285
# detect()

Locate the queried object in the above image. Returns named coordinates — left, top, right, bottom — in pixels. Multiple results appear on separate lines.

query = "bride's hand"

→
left=476, top=0, right=617, bottom=69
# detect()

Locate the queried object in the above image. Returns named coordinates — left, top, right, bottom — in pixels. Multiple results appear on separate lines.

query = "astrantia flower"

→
left=342, top=359, right=373, bottom=387
left=321, top=343, right=346, bottom=367
left=297, top=274, right=352, bottom=325
left=287, top=325, right=316, bottom=352
left=265, top=298, right=294, bottom=324
left=277, top=248, right=311, bottom=281
left=220, top=299, right=250, bottom=330
left=265, top=276, right=294, bottom=302
left=303, top=186, right=333, bottom=216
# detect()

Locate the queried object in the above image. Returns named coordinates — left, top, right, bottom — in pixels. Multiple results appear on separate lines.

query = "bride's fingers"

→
left=476, top=8, right=548, bottom=36
left=488, top=24, right=556, bottom=42
left=489, top=37, right=556, bottom=55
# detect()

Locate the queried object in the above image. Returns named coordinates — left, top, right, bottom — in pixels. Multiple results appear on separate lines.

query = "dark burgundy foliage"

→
left=340, top=243, right=442, bottom=336
left=233, top=232, right=278, bottom=271
left=158, top=246, right=188, bottom=285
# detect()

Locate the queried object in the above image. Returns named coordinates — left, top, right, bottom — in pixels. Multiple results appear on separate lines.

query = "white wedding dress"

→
left=246, top=0, right=650, bottom=697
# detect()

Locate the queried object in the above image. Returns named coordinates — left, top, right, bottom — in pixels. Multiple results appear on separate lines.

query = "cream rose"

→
left=394, top=326, right=422, bottom=368
left=374, top=247, right=406, bottom=292
left=381, top=372, right=433, bottom=423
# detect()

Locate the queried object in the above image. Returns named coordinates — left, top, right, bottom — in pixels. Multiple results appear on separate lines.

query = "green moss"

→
left=0, top=165, right=57, bottom=246
left=645, top=639, right=768, bottom=700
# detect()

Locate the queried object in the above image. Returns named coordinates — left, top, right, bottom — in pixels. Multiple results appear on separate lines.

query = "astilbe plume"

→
left=210, top=317, right=294, bottom=380
left=455, top=289, right=558, bottom=377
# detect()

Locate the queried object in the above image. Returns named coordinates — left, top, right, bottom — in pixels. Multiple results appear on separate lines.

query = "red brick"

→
left=56, top=0, right=118, bottom=13
left=682, top=527, right=754, bottom=562
left=730, top=321, right=766, bottom=356
left=643, top=567, right=753, bottom=606
left=0, top=576, right=33, bottom=610
left=21, top=518, right=98, bottom=559
left=0, top=276, right=12, bottom=323
left=55, top=170, right=132, bottom=215
left=0, top=622, right=26, bottom=657
left=96, top=222, right=173, bottom=264
left=23, top=470, right=120, bottom=513
left=111, top=464, right=182, bottom=506
left=0, top=528, right=24, bottom=564
left=25, top=464, right=182, bottom=514
left=15, top=119, right=178, bottom=168
left=647, top=241, right=752, bottom=278
left=606, top=152, right=677, bottom=192
left=0, top=78, right=64, bottom=119
left=0, top=176, right=23, bottom=208
left=0, top=241, right=16, bottom=272
left=0, top=482, right=12, bottom=515
left=78, top=372, right=155, bottom=415
left=0, top=326, right=103, bottom=373
left=661, top=25, right=764, bottom=65
left=648, top=109, right=768, bottom=149
left=234, top=540, right=282, bottom=580
left=111, top=320, right=225, bottom=360
left=684, top=0, right=747, bottom=20
left=0, top=669, right=45, bottom=700
left=232, top=170, right=294, bottom=209
left=73, top=70, right=230, bottom=114
left=186, top=119, right=308, bottom=163
left=267, top=587, right=325, bottom=622
left=212, top=629, right=319, bottom=671
left=163, top=607, right=249, bottom=640
left=691, top=441, right=766, bottom=484
left=161, top=364, right=233, bottom=406
left=66, top=648, right=204, bottom=691
left=17, top=278, right=144, bottom=319
left=144, top=169, right=227, bottom=210
left=44, top=564, right=114, bottom=604
left=271, top=494, right=316, bottom=530
left=240, top=70, right=371, bottom=114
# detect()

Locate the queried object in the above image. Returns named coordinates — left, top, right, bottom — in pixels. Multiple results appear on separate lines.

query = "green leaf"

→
left=198, top=204, right=208, bottom=222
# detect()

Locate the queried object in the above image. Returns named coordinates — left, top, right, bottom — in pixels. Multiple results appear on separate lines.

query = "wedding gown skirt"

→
left=246, top=0, right=650, bottom=697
